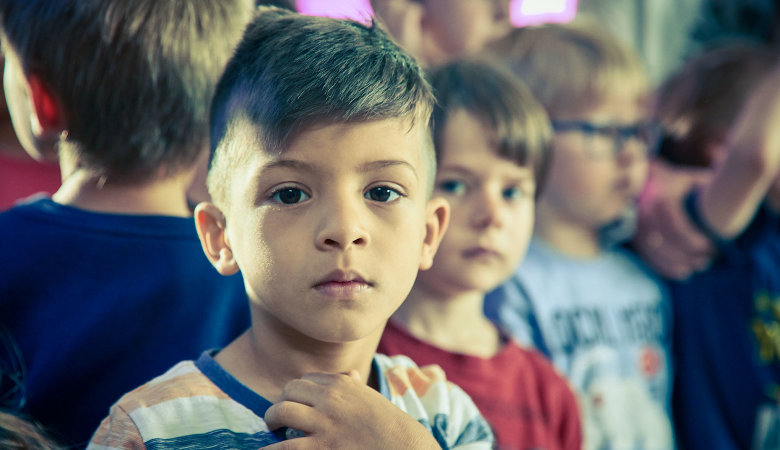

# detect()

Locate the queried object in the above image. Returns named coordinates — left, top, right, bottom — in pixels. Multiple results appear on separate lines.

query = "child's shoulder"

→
left=519, top=238, right=662, bottom=287
left=107, top=359, right=222, bottom=415
left=89, top=358, right=279, bottom=449
left=502, top=340, right=577, bottom=391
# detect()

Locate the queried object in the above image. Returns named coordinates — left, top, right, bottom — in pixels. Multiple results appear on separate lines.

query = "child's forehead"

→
left=558, top=88, right=649, bottom=122
left=230, top=115, right=430, bottom=160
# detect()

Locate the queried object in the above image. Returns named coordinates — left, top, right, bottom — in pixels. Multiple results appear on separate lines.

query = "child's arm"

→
left=698, top=64, right=780, bottom=239
left=263, top=370, right=442, bottom=449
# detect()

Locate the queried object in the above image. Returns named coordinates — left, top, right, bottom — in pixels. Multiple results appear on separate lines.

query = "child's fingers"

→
left=264, top=400, right=317, bottom=433
left=279, top=378, right=325, bottom=406
left=661, top=206, right=712, bottom=255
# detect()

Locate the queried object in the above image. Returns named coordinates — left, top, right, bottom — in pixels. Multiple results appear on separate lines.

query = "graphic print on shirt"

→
left=751, top=290, right=780, bottom=448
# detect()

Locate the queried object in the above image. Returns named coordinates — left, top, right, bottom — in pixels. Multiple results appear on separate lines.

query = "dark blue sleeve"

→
left=684, top=188, right=780, bottom=263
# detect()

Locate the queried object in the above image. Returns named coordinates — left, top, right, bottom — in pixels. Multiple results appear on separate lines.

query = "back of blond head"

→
left=489, top=20, right=649, bottom=118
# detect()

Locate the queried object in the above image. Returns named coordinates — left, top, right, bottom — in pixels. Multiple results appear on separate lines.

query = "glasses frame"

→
left=551, top=119, right=661, bottom=159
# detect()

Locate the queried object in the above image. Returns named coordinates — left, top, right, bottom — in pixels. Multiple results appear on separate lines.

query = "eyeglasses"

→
left=551, top=120, right=661, bottom=159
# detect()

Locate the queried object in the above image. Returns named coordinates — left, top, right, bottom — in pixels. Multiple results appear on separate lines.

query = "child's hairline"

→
left=436, top=106, right=539, bottom=172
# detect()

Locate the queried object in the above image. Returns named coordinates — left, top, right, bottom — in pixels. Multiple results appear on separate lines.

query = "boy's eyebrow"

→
left=260, top=159, right=418, bottom=178
left=358, top=160, right=418, bottom=178
left=261, top=159, right=316, bottom=172
left=439, top=164, right=535, bottom=182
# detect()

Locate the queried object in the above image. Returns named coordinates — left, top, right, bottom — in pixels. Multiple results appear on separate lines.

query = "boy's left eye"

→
left=503, top=186, right=525, bottom=200
left=271, top=188, right=310, bottom=204
left=364, top=186, right=401, bottom=202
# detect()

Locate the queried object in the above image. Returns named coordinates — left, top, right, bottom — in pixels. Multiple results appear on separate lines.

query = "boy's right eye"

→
left=438, top=180, right=466, bottom=196
left=270, top=187, right=310, bottom=204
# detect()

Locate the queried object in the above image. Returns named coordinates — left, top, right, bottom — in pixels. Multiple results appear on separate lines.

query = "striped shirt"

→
left=88, top=350, right=494, bottom=449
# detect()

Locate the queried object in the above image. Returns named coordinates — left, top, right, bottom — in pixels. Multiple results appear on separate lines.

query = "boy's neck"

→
left=52, top=163, right=193, bottom=217
left=216, top=313, right=382, bottom=403
left=534, top=207, right=602, bottom=258
left=391, top=281, right=501, bottom=358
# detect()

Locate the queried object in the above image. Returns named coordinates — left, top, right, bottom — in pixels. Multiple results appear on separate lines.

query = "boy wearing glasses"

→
left=485, top=22, right=674, bottom=449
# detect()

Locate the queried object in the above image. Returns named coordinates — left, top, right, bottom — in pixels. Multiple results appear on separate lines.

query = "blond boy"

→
left=486, top=23, right=674, bottom=449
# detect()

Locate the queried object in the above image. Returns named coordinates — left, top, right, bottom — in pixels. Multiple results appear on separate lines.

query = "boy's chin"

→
left=302, top=321, right=384, bottom=345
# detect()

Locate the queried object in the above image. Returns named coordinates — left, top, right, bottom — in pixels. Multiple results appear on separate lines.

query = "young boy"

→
left=654, top=43, right=780, bottom=450
left=88, top=9, right=494, bottom=449
left=485, top=23, right=674, bottom=449
left=0, top=0, right=253, bottom=445
left=377, top=58, right=582, bottom=450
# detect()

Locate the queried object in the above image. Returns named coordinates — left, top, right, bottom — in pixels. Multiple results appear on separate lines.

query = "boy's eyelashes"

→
left=364, top=185, right=403, bottom=202
left=267, top=184, right=406, bottom=205
left=270, top=186, right=310, bottom=205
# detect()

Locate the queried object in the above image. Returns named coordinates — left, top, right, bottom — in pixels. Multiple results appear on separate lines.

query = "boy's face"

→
left=198, top=118, right=447, bottom=344
left=418, top=109, right=535, bottom=294
left=541, top=92, right=649, bottom=230
left=422, top=0, right=512, bottom=65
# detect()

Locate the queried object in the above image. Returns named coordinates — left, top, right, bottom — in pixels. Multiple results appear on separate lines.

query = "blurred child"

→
left=0, top=0, right=253, bottom=445
left=88, top=9, right=494, bottom=448
left=377, top=58, right=581, bottom=450
left=654, top=42, right=780, bottom=450
left=369, top=0, right=513, bottom=67
left=484, top=23, right=674, bottom=449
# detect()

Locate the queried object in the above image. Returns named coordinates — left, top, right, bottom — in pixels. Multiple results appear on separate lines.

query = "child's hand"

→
left=633, top=159, right=714, bottom=280
left=263, top=370, right=441, bottom=450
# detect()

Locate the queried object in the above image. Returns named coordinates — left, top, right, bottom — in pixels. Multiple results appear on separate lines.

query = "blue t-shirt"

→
left=485, top=238, right=673, bottom=450
left=671, top=193, right=780, bottom=450
left=0, top=197, right=250, bottom=447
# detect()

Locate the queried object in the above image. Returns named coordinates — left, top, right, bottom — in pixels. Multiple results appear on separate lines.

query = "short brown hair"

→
left=428, top=58, right=552, bottom=194
left=655, top=41, right=780, bottom=167
left=489, top=21, right=650, bottom=119
left=0, top=0, right=254, bottom=184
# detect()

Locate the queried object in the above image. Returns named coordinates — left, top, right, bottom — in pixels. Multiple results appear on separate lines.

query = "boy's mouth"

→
left=462, top=246, right=500, bottom=259
left=313, top=270, right=372, bottom=297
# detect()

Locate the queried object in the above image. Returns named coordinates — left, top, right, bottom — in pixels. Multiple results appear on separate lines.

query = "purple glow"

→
left=296, top=0, right=374, bottom=23
left=295, top=0, right=578, bottom=28
left=511, top=0, right=578, bottom=27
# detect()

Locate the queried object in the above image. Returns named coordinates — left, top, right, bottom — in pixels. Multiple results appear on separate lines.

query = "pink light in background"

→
left=295, top=0, right=578, bottom=28
left=511, top=0, right=578, bottom=27
left=295, top=0, right=374, bottom=23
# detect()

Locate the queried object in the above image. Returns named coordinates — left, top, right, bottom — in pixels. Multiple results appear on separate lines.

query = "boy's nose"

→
left=315, top=198, right=369, bottom=251
left=615, top=137, right=647, bottom=167
left=470, top=192, right=503, bottom=229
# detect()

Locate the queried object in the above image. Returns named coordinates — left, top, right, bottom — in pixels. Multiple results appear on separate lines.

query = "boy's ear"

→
left=419, top=196, right=450, bottom=270
left=27, top=74, right=64, bottom=137
left=194, top=202, right=239, bottom=276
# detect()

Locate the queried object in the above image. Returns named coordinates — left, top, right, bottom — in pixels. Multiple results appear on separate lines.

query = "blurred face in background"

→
left=422, top=0, right=513, bottom=65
